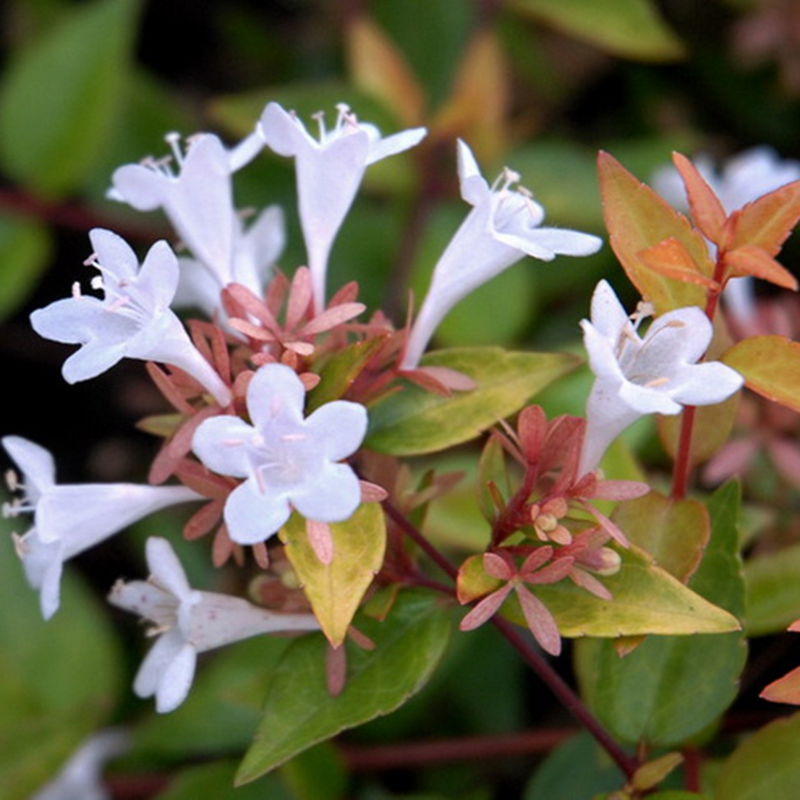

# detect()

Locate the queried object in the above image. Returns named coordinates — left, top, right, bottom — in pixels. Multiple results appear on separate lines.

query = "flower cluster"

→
left=2, top=99, right=747, bottom=717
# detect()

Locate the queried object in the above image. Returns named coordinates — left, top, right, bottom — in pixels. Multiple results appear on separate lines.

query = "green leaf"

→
left=524, top=731, right=625, bottom=799
left=0, top=0, right=139, bottom=196
left=278, top=743, right=348, bottom=800
left=236, top=590, right=451, bottom=784
left=721, top=336, right=800, bottom=414
left=744, top=542, right=800, bottom=636
left=0, top=216, right=52, bottom=321
left=597, top=151, right=710, bottom=314
left=714, top=711, right=800, bottom=799
left=279, top=504, right=387, bottom=647
left=612, top=491, right=709, bottom=583
left=366, top=347, right=579, bottom=455
left=0, top=517, right=122, bottom=800
left=155, top=760, right=292, bottom=800
left=307, top=337, right=388, bottom=413
left=574, top=483, right=747, bottom=748
left=507, top=0, right=684, bottom=62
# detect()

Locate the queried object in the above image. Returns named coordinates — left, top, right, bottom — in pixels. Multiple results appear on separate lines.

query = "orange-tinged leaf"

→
left=432, top=30, right=509, bottom=163
left=598, top=151, right=712, bottom=314
left=723, top=245, right=798, bottom=291
left=722, top=335, right=800, bottom=413
left=672, top=151, right=727, bottom=244
left=761, top=663, right=800, bottom=705
left=723, top=179, right=800, bottom=256
left=638, top=237, right=720, bottom=289
left=345, top=16, right=425, bottom=127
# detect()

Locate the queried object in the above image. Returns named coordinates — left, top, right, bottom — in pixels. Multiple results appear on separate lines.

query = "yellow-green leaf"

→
left=366, top=347, right=579, bottom=456
left=508, top=0, right=684, bottom=62
left=279, top=505, right=386, bottom=647
left=721, top=335, right=800, bottom=413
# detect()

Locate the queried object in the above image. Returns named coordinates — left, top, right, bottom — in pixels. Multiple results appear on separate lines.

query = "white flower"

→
left=174, top=205, right=285, bottom=318
left=652, top=147, right=800, bottom=322
left=3, top=435, right=202, bottom=619
left=259, top=101, right=426, bottom=312
left=401, top=140, right=603, bottom=369
left=109, top=537, right=319, bottom=713
left=192, top=363, right=368, bottom=545
left=578, top=281, right=744, bottom=475
left=30, top=229, right=232, bottom=406
left=31, top=728, right=130, bottom=800
left=110, top=131, right=263, bottom=287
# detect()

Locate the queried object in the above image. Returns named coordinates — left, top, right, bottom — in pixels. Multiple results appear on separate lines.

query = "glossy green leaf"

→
left=307, top=337, right=387, bottom=413
left=366, top=347, right=580, bottom=455
left=575, top=482, right=747, bottom=748
left=0, top=0, right=139, bottom=196
left=508, top=0, right=684, bottom=62
left=597, top=151, right=710, bottom=314
left=744, top=542, right=800, bottom=636
left=714, top=711, right=800, bottom=799
left=155, top=760, right=292, bottom=800
left=236, top=590, right=451, bottom=784
left=721, top=336, right=800, bottom=414
left=279, top=504, right=387, bottom=647
left=0, top=217, right=52, bottom=321
left=0, top=518, right=122, bottom=800
left=612, top=490, right=709, bottom=583
left=459, top=539, right=739, bottom=639
left=278, top=743, right=348, bottom=800
left=524, top=731, right=625, bottom=799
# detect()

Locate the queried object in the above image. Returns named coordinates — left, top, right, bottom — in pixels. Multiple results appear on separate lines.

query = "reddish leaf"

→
left=598, top=151, right=712, bottom=313
left=672, top=151, right=727, bottom=244
left=761, top=663, right=800, bottom=705
left=724, top=179, right=800, bottom=256
left=722, top=335, right=800, bottom=413
left=638, top=237, right=720, bottom=289
left=723, top=245, right=798, bottom=291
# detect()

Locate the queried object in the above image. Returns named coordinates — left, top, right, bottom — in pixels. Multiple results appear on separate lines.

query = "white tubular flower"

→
left=110, top=132, right=263, bottom=286
left=652, top=147, right=800, bottom=323
left=578, top=281, right=744, bottom=476
left=402, top=140, right=603, bottom=369
left=192, top=363, right=367, bottom=546
left=31, top=728, right=130, bottom=800
left=2, top=436, right=202, bottom=620
left=30, top=229, right=231, bottom=406
left=109, top=537, right=319, bottom=713
left=259, top=101, right=426, bottom=312
left=174, top=205, right=286, bottom=318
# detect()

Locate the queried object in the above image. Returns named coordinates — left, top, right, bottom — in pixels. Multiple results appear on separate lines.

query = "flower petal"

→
left=304, top=400, right=368, bottom=461
left=223, top=480, right=291, bottom=545
left=192, top=415, right=257, bottom=478
left=246, top=363, right=306, bottom=430
left=146, top=537, right=192, bottom=599
left=133, top=627, right=185, bottom=699
left=2, top=435, right=56, bottom=493
left=290, top=462, right=361, bottom=523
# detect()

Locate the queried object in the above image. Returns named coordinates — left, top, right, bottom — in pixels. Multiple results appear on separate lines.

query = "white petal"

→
left=61, top=340, right=128, bottom=383
left=146, top=537, right=192, bottom=599
left=89, top=228, right=139, bottom=281
left=668, top=361, right=743, bottom=406
left=365, top=126, right=426, bottom=165
left=31, top=296, right=135, bottom=347
left=520, top=227, right=602, bottom=257
left=192, top=415, right=256, bottom=478
left=304, top=400, right=368, bottom=461
left=108, top=579, right=173, bottom=622
left=155, top=642, right=197, bottom=713
left=291, top=462, right=361, bottom=523
left=618, top=380, right=683, bottom=415
left=224, top=480, right=290, bottom=545
left=136, top=240, right=180, bottom=310
left=259, top=102, right=311, bottom=157
left=580, top=320, right=626, bottom=383
left=246, top=363, right=306, bottom=430
left=133, top=628, right=184, bottom=699
left=111, top=164, right=165, bottom=211
left=643, top=306, right=712, bottom=367
left=18, top=531, right=65, bottom=620
left=457, top=139, right=490, bottom=206
left=2, top=436, right=56, bottom=492
left=589, top=280, right=631, bottom=340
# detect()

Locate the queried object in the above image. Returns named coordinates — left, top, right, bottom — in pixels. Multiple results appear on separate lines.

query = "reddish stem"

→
left=671, top=256, right=727, bottom=500
left=382, top=497, right=639, bottom=782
